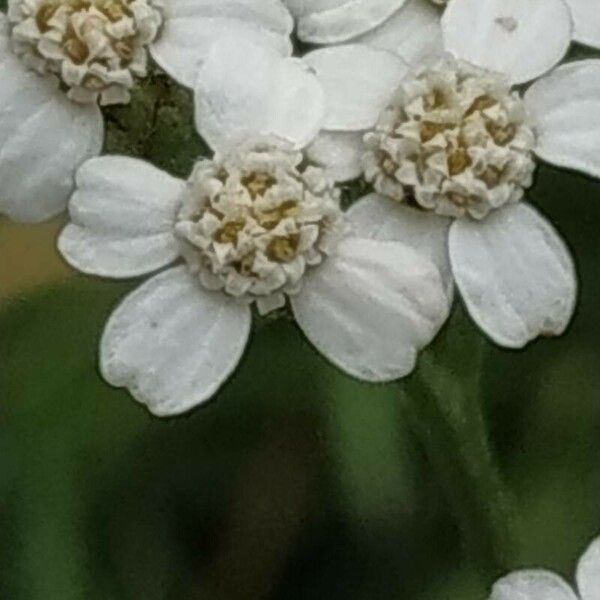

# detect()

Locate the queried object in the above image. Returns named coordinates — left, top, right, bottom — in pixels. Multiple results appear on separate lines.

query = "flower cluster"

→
left=8, top=0, right=163, bottom=105
left=364, top=59, right=536, bottom=219
left=2, top=0, right=600, bottom=415
left=176, top=142, right=342, bottom=315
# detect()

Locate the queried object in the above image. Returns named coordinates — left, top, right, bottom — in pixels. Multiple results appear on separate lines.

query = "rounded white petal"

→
left=304, top=44, right=408, bottom=131
left=292, top=0, right=409, bottom=44
left=291, top=236, right=450, bottom=382
left=565, top=0, right=600, bottom=48
left=490, top=571, right=578, bottom=600
left=305, top=130, right=366, bottom=182
left=100, top=266, right=252, bottom=416
left=194, top=36, right=325, bottom=153
left=150, top=0, right=293, bottom=88
left=442, top=0, right=572, bottom=84
left=0, top=56, right=103, bottom=223
left=345, top=193, right=453, bottom=302
left=58, top=156, right=184, bottom=278
left=525, top=59, right=600, bottom=179
left=449, top=203, right=577, bottom=349
left=352, top=0, right=443, bottom=66
left=576, top=536, right=600, bottom=600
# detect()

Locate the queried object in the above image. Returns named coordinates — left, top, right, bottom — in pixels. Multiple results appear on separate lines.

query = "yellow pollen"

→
left=421, top=121, right=452, bottom=143
left=63, top=34, right=89, bottom=64
left=256, top=199, right=299, bottom=230
left=487, top=123, right=517, bottom=146
left=448, top=147, right=472, bottom=176
left=465, top=95, right=497, bottom=116
left=242, top=171, right=277, bottom=199
left=214, top=221, right=245, bottom=245
left=113, top=39, right=134, bottom=63
left=267, top=236, right=298, bottom=263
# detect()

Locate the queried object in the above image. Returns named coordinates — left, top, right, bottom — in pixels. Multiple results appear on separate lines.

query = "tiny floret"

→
left=175, top=140, right=343, bottom=316
left=363, top=58, right=536, bottom=219
left=7, top=0, right=163, bottom=105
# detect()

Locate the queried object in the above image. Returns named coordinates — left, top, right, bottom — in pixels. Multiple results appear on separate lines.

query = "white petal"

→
left=58, top=156, right=184, bottom=278
left=294, top=0, right=408, bottom=44
left=345, top=193, right=453, bottom=302
left=525, top=59, right=600, bottom=179
left=194, top=36, right=325, bottom=153
left=304, top=44, right=408, bottom=131
left=100, top=266, right=252, bottom=416
left=565, top=0, right=600, bottom=48
left=291, top=236, right=450, bottom=382
left=442, top=0, right=572, bottom=84
left=0, top=57, right=103, bottom=223
left=491, top=571, right=578, bottom=600
left=351, top=0, right=443, bottom=66
left=150, top=0, right=293, bottom=88
left=449, top=203, right=577, bottom=349
left=305, top=130, right=366, bottom=182
left=576, top=536, right=600, bottom=600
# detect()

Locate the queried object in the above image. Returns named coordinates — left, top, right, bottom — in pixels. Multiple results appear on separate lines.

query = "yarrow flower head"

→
left=8, top=0, right=163, bottom=105
left=58, top=36, right=450, bottom=415
left=176, top=141, right=342, bottom=315
left=489, top=535, right=600, bottom=600
left=363, top=57, right=536, bottom=219
left=293, top=0, right=600, bottom=349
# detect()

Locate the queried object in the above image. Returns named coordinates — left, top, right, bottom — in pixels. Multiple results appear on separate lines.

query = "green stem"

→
left=400, top=310, right=517, bottom=578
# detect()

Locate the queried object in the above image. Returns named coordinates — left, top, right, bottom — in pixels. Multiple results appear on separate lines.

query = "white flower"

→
left=286, top=0, right=600, bottom=53
left=57, top=36, right=450, bottom=416
left=0, top=0, right=293, bottom=223
left=295, top=0, right=600, bottom=349
left=490, top=535, right=600, bottom=600
left=284, top=0, right=444, bottom=63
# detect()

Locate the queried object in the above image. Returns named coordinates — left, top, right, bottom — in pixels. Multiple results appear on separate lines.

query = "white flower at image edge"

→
left=284, top=0, right=600, bottom=52
left=0, top=0, right=293, bottom=223
left=296, top=0, right=600, bottom=349
left=490, top=535, right=600, bottom=600
left=58, top=36, right=450, bottom=417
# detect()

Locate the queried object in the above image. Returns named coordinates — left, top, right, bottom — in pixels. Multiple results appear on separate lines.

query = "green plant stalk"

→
left=400, top=310, right=517, bottom=578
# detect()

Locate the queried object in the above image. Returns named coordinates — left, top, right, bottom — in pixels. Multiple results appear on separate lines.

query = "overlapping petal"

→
left=352, top=0, right=443, bottom=66
left=194, top=36, right=325, bottom=152
left=305, top=130, right=366, bottom=182
left=286, top=0, right=409, bottom=44
left=525, top=59, right=600, bottom=179
left=303, top=44, right=408, bottom=131
left=0, top=46, right=103, bottom=222
left=100, top=266, right=252, bottom=417
left=345, top=193, right=453, bottom=302
left=442, top=0, right=572, bottom=84
left=150, top=0, right=293, bottom=88
left=291, top=236, right=449, bottom=381
left=565, top=0, right=600, bottom=49
left=449, top=203, right=577, bottom=349
left=58, top=156, right=184, bottom=278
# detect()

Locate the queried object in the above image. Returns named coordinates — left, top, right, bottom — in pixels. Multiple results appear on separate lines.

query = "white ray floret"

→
left=58, top=36, right=450, bottom=415
left=489, top=535, right=600, bottom=600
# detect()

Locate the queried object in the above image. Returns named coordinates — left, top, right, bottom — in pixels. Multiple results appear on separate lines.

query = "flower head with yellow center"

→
left=363, top=58, right=536, bottom=219
left=7, top=0, right=163, bottom=105
left=175, top=140, right=343, bottom=315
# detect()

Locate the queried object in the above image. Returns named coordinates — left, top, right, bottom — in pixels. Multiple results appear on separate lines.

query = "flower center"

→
left=8, top=0, right=163, bottom=105
left=363, top=58, right=536, bottom=219
left=175, top=142, right=342, bottom=315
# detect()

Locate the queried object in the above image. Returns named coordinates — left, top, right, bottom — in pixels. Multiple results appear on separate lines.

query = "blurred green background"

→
left=1, top=33, right=600, bottom=600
